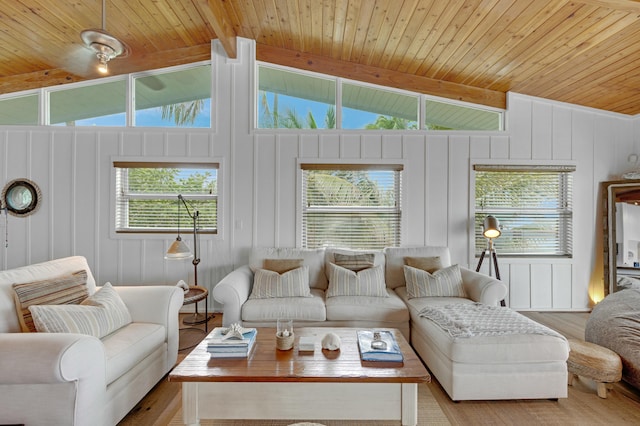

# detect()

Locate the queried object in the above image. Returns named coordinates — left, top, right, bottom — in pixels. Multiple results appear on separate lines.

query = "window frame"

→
left=470, top=161, right=575, bottom=259
left=256, top=61, right=505, bottom=132
left=110, top=156, right=223, bottom=240
left=297, top=159, right=405, bottom=250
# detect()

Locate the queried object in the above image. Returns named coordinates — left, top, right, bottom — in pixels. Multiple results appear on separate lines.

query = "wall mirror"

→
left=1, top=178, right=41, bottom=217
left=602, top=179, right=640, bottom=295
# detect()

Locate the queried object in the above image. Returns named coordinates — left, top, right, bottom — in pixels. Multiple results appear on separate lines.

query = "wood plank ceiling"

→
left=0, top=0, right=639, bottom=114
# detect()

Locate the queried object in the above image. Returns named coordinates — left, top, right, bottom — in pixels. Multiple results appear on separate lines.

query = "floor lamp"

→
left=165, top=194, right=213, bottom=325
left=476, top=215, right=506, bottom=306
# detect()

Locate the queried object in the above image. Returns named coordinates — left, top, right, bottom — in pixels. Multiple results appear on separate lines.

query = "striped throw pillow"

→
left=12, top=270, right=89, bottom=332
left=28, top=282, right=132, bottom=338
left=333, top=253, right=375, bottom=272
left=249, top=266, right=311, bottom=299
left=403, top=264, right=467, bottom=298
left=327, top=263, right=388, bottom=297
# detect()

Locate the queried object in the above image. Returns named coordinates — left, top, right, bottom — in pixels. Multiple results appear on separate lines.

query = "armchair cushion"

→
left=29, top=283, right=132, bottom=338
left=404, top=264, right=467, bottom=298
left=12, top=269, right=89, bottom=332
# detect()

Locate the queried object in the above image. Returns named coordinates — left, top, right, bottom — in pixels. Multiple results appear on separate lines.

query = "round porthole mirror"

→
left=2, top=178, right=41, bottom=217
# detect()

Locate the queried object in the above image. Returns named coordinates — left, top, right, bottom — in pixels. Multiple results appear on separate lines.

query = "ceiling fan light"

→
left=97, top=54, right=109, bottom=74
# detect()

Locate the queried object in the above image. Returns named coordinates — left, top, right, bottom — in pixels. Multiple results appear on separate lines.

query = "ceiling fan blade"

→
left=58, top=44, right=99, bottom=78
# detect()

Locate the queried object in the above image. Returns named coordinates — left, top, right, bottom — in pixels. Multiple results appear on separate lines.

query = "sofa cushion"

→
left=404, top=256, right=443, bottom=273
left=250, top=248, right=327, bottom=290
left=101, top=322, right=166, bottom=385
left=327, top=263, right=388, bottom=297
left=29, top=283, right=132, bottom=338
left=263, top=258, right=304, bottom=274
left=325, top=289, right=409, bottom=323
left=242, top=288, right=326, bottom=322
left=325, top=248, right=385, bottom=282
left=12, top=270, right=89, bottom=332
left=404, top=264, right=466, bottom=298
left=384, top=246, right=452, bottom=289
left=333, top=252, right=375, bottom=271
left=249, top=267, right=311, bottom=299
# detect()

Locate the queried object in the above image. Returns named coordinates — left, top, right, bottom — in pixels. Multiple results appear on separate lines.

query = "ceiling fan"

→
left=78, top=0, right=129, bottom=75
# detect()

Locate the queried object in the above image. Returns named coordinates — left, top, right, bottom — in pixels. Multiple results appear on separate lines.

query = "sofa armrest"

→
left=113, top=285, right=184, bottom=325
left=460, top=267, right=508, bottom=305
left=212, top=265, right=253, bottom=327
left=0, top=332, right=106, bottom=425
left=113, top=285, right=183, bottom=370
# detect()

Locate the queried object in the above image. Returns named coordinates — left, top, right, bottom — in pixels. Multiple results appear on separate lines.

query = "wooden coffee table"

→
left=169, top=327, right=430, bottom=425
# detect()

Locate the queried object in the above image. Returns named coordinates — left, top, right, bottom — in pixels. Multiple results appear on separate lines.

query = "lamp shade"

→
left=165, top=237, right=194, bottom=260
left=482, top=215, right=501, bottom=239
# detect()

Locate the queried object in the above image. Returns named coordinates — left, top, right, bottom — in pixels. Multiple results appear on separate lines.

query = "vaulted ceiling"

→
left=1, top=0, right=639, bottom=114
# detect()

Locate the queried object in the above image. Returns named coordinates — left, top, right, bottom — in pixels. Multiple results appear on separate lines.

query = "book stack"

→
left=356, top=330, right=403, bottom=363
left=206, top=327, right=257, bottom=358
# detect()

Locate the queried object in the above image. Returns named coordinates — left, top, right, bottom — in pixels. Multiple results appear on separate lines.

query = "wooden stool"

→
left=567, top=339, right=622, bottom=398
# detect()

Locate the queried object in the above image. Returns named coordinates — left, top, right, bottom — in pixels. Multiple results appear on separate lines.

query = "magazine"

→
left=356, top=330, right=403, bottom=363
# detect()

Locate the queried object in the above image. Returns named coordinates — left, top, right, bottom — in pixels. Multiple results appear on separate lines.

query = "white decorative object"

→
left=176, top=279, right=189, bottom=294
left=221, top=323, right=249, bottom=339
left=321, top=332, right=341, bottom=350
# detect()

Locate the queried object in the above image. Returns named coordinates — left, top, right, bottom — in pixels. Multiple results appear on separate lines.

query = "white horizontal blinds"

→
left=114, top=161, right=218, bottom=233
left=301, top=163, right=403, bottom=250
left=474, top=164, right=575, bottom=256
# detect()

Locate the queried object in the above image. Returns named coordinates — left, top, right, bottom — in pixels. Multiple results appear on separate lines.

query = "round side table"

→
left=179, top=286, right=213, bottom=351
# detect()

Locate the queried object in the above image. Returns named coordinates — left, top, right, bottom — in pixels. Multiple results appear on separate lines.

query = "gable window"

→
left=301, top=164, right=402, bottom=250
left=342, top=83, right=418, bottom=130
left=258, top=65, right=336, bottom=129
left=134, top=64, right=211, bottom=128
left=50, top=80, right=126, bottom=126
left=426, top=98, right=503, bottom=131
left=114, top=161, right=218, bottom=234
left=474, top=164, right=574, bottom=256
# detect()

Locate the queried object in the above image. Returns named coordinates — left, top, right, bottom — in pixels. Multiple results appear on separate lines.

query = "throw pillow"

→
left=327, top=263, right=388, bottom=297
left=403, top=264, right=467, bottom=298
left=333, top=253, right=375, bottom=272
left=404, top=256, right=443, bottom=273
left=263, top=258, right=304, bottom=274
left=28, top=282, right=132, bottom=338
left=12, top=270, right=89, bottom=332
left=249, top=266, right=311, bottom=299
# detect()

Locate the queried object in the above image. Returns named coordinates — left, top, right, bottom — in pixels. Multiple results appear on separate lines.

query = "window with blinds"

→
left=301, top=164, right=402, bottom=249
left=114, top=161, right=218, bottom=233
left=474, top=164, right=574, bottom=257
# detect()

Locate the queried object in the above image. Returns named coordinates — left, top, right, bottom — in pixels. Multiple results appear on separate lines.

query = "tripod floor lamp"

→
left=476, top=215, right=505, bottom=306
left=165, top=194, right=214, bottom=326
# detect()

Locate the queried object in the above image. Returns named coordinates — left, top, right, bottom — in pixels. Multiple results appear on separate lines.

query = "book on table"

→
left=356, top=330, right=403, bottom=363
left=207, top=327, right=257, bottom=358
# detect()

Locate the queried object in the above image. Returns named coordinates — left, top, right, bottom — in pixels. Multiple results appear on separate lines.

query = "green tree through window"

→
left=302, top=165, right=402, bottom=249
left=115, top=162, right=218, bottom=233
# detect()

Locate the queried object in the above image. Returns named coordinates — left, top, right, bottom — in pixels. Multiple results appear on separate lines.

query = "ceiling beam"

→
left=0, top=44, right=212, bottom=95
left=203, top=0, right=237, bottom=59
left=256, top=44, right=506, bottom=110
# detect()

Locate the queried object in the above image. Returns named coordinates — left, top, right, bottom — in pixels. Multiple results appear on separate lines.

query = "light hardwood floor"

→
left=118, top=312, right=640, bottom=426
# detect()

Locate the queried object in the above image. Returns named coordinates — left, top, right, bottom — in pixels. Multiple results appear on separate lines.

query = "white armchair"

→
left=0, top=256, right=183, bottom=426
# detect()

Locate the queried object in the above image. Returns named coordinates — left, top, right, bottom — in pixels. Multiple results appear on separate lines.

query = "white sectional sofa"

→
left=0, top=256, right=184, bottom=426
left=213, top=246, right=570, bottom=401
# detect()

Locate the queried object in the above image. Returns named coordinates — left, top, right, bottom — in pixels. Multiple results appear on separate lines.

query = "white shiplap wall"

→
left=0, top=38, right=636, bottom=311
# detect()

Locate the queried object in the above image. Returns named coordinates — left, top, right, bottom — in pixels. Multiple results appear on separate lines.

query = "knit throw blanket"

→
left=418, top=303, right=566, bottom=341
